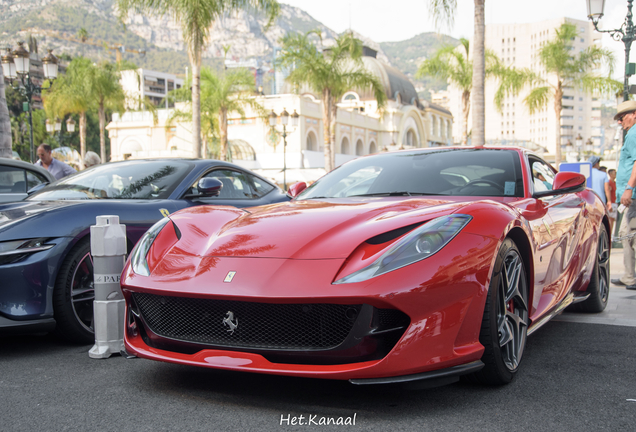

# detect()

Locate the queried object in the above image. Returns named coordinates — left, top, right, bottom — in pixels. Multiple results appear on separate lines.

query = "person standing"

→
left=588, top=155, right=611, bottom=206
left=608, top=168, right=617, bottom=233
left=611, top=100, right=636, bottom=290
left=34, top=144, right=76, bottom=180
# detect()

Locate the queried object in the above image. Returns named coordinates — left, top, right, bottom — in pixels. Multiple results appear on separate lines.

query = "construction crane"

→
left=21, top=28, right=146, bottom=66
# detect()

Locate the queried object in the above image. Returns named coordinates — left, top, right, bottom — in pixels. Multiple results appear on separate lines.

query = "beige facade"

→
left=448, top=18, right=602, bottom=157
left=107, top=58, right=452, bottom=184
left=120, top=69, right=184, bottom=109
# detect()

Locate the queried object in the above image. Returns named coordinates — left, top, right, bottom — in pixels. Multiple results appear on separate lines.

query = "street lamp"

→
left=587, top=0, right=634, bottom=102
left=575, top=133, right=584, bottom=160
left=268, top=108, right=299, bottom=190
left=46, top=117, right=75, bottom=146
left=2, top=43, right=58, bottom=163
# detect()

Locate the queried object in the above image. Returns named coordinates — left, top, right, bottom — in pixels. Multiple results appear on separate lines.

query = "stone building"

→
left=106, top=50, right=452, bottom=184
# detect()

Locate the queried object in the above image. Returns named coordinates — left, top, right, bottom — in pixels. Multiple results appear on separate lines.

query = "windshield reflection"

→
left=297, top=149, right=524, bottom=199
left=28, top=160, right=190, bottom=200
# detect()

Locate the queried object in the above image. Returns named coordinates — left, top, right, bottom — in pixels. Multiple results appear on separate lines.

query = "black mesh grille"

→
left=132, top=293, right=362, bottom=350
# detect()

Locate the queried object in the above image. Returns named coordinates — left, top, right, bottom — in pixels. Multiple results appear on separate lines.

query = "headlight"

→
left=334, top=214, right=472, bottom=284
left=130, top=217, right=171, bottom=276
left=0, top=237, right=54, bottom=265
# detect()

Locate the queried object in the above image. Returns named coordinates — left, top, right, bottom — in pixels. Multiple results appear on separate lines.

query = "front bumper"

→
left=122, top=232, right=498, bottom=381
left=0, top=237, right=73, bottom=328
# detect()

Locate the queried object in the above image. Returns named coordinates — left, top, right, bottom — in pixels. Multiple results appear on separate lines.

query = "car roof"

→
left=0, top=157, right=56, bottom=182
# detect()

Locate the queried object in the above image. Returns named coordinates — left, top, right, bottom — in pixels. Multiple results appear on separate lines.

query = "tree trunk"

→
left=554, top=79, right=563, bottom=167
left=322, top=89, right=334, bottom=172
left=330, top=101, right=338, bottom=171
left=219, top=107, right=228, bottom=161
left=79, top=111, right=86, bottom=170
left=0, top=70, right=12, bottom=158
left=98, top=102, right=106, bottom=163
left=190, top=59, right=202, bottom=158
left=471, top=0, right=485, bottom=147
left=461, top=90, right=470, bottom=146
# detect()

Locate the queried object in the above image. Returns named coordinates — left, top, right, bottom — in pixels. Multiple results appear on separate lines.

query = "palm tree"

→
left=427, top=0, right=485, bottom=147
left=278, top=32, right=387, bottom=172
left=168, top=67, right=264, bottom=160
left=496, top=22, right=620, bottom=166
left=115, top=0, right=279, bottom=159
left=43, top=57, right=94, bottom=168
left=0, top=69, right=12, bottom=158
left=90, top=62, right=126, bottom=163
left=416, top=39, right=473, bottom=145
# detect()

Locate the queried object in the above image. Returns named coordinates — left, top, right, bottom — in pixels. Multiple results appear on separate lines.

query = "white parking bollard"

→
left=89, top=215, right=127, bottom=359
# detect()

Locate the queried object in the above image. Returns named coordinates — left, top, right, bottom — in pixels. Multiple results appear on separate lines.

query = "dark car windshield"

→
left=28, top=160, right=192, bottom=200
left=297, top=149, right=524, bottom=199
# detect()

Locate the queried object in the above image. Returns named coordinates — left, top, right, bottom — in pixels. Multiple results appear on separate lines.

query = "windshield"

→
left=297, top=149, right=524, bottom=199
left=28, top=160, right=192, bottom=200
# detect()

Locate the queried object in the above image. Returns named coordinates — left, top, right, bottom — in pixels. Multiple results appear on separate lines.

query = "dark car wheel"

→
left=470, top=238, right=529, bottom=385
left=572, top=224, right=610, bottom=313
left=53, top=238, right=95, bottom=344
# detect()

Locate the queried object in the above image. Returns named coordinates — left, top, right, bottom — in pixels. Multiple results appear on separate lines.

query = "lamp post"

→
left=268, top=108, right=299, bottom=190
left=587, top=0, right=634, bottom=102
left=46, top=117, right=75, bottom=147
left=2, top=43, right=58, bottom=163
left=575, top=133, right=584, bottom=161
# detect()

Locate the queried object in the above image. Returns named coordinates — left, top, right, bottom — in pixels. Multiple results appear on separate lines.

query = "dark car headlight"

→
left=0, top=237, right=54, bottom=265
left=334, top=214, right=472, bottom=284
left=130, top=217, right=172, bottom=276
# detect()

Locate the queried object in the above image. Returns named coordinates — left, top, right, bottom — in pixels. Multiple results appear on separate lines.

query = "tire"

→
left=572, top=224, right=610, bottom=313
left=53, top=238, right=95, bottom=344
left=470, top=238, right=529, bottom=385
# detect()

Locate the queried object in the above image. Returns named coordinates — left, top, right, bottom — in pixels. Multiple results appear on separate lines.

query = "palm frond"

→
left=524, top=86, right=551, bottom=114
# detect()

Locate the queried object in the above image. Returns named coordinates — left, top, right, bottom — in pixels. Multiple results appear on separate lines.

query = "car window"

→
left=26, top=170, right=50, bottom=190
left=298, top=149, right=524, bottom=199
left=29, top=160, right=192, bottom=200
left=191, top=169, right=256, bottom=199
left=251, top=176, right=275, bottom=198
left=0, top=166, right=27, bottom=193
left=530, top=158, right=556, bottom=193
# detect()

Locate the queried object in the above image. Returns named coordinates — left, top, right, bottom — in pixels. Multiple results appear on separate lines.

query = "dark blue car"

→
left=0, top=158, right=289, bottom=343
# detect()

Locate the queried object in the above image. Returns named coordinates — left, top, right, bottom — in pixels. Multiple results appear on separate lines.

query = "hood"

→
left=0, top=200, right=80, bottom=231
left=169, top=198, right=470, bottom=260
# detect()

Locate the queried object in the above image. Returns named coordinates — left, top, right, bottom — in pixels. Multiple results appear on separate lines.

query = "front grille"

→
left=132, top=293, right=362, bottom=350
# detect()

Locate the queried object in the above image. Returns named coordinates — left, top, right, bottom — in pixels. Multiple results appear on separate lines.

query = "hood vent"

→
left=366, top=221, right=424, bottom=245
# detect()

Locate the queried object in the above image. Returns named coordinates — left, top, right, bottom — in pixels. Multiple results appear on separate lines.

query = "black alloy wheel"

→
left=53, top=238, right=95, bottom=344
left=470, top=238, right=529, bottom=385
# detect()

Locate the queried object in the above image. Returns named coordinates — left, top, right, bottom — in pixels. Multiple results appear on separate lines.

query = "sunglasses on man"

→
left=618, top=111, right=636, bottom=122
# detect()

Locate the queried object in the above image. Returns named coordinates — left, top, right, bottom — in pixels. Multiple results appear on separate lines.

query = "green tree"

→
left=115, top=0, right=279, bottom=159
left=496, top=22, right=621, bottom=166
left=43, top=57, right=95, bottom=168
left=416, top=38, right=473, bottom=145
left=278, top=32, right=387, bottom=172
left=91, top=62, right=126, bottom=163
left=427, top=0, right=485, bottom=147
left=169, top=67, right=264, bottom=160
left=0, top=69, right=12, bottom=158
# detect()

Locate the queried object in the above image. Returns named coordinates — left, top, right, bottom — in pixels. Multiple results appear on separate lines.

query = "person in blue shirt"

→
left=612, top=100, right=636, bottom=290
left=588, top=155, right=610, bottom=206
left=34, top=144, right=77, bottom=180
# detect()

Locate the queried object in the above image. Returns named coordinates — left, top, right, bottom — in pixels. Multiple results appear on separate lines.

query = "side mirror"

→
left=534, top=171, right=586, bottom=198
left=197, top=177, right=223, bottom=197
left=288, top=182, right=307, bottom=198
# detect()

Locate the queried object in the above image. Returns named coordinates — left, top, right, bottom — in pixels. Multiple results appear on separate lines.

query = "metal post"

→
left=283, top=125, right=287, bottom=190
left=89, top=215, right=127, bottom=359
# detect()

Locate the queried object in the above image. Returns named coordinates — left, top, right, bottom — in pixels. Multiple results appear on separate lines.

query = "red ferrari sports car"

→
left=121, top=147, right=610, bottom=386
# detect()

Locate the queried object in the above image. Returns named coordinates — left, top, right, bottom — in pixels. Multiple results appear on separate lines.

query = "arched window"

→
left=404, top=129, right=416, bottom=147
left=306, top=131, right=317, bottom=151
left=369, top=141, right=377, bottom=154
left=355, top=139, right=364, bottom=155
left=341, top=136, right=350, bottom=155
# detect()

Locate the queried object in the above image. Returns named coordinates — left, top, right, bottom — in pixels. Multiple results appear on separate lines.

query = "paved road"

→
left=1, top=250, right=635, bottom=432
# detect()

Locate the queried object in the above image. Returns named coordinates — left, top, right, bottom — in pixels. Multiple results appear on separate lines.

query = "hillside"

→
left=0, top=0, right=459, bottom=94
